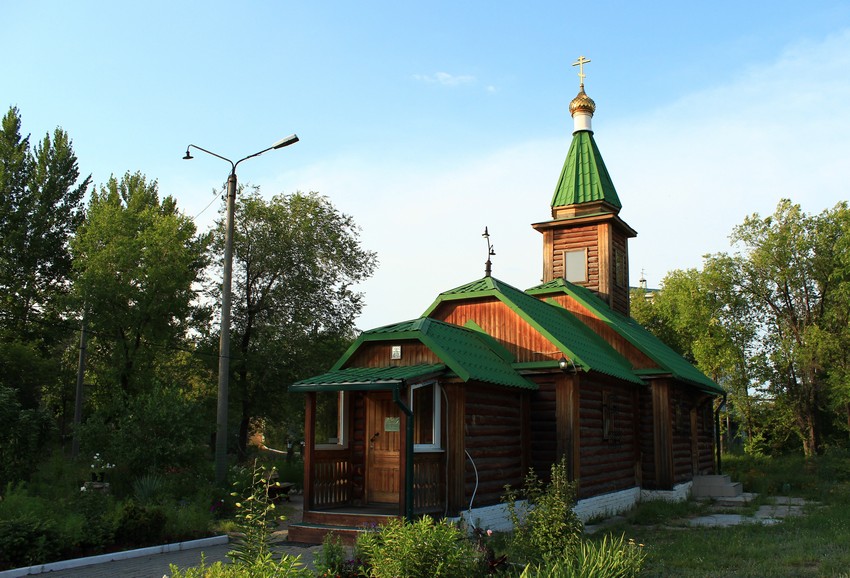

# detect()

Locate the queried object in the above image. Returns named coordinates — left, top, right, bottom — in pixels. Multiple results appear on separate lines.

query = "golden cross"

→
left=572, top=55, right=591, bottom=87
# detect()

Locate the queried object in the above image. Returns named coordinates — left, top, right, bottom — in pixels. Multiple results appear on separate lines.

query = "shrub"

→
left=518, top=534, right=645, bottom=578
left=72, top=488, right=116, bottom=551
left=315, top=532, right=362, bottom=577
left=503, top=457, right=583, bottom=564
left=0, top=517, right=60, bottom=570
left=163, top=500, right=214, bottom=542
left=355, top=516, right=483, bottom=578
left=114, top=500, right=167, bottom=547
left=0, top=378, right=55, bottom=487
left=132, top=473, right=166, bottom=504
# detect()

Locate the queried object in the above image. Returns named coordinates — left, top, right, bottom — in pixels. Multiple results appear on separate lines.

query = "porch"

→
left=288, top=448, right=447, bottom=544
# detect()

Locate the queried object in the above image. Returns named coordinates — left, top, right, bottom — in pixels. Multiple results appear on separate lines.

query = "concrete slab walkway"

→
left=688, top=495, right=810, bottom=528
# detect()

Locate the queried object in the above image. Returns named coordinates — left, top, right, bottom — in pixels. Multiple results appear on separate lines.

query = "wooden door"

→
left=365, top=392, right=400, bottom=504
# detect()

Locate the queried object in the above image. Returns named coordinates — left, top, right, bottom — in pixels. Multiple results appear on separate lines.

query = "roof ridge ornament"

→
left=482, top=226, right=496, bottom=277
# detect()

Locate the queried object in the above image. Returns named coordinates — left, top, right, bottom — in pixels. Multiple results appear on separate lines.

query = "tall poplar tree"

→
left=0, top=106, right=90, bottom=338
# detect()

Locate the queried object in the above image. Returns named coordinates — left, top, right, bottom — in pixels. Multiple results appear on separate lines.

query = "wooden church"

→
left=288, top=61, right=724, bottom=543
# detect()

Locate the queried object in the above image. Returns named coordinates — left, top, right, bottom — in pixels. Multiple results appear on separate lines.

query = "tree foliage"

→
left=635, top=199, right=850, bottom=456
left=71, top=172, right=209, bottom=397
left=208, top=189, right=377, bottom=455
left=0, top=106, right=89, bottom=338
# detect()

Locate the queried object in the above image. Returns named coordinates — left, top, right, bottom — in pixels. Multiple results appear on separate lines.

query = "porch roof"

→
left=289, top=363, right=447, bottom=392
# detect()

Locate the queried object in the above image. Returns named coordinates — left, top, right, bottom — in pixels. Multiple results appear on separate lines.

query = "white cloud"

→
left=413, top=71, right=477, bottom=86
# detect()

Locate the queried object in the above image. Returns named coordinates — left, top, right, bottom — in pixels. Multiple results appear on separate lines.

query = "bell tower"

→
left=532, top=57, right=637, bottom=316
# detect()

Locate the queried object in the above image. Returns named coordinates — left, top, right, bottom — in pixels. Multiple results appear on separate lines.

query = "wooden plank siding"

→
left=576, top=377, right=640, bottom=498
left=346, top=341, right=441, bottom=367
left=463, top=384, right=525, bottom=508
left=542, top=294, right=657, bottom=369
left=611, top=229, right=630, bottom=317
left=552, top=225, right=600, bottom=289
left=433, top=300, right=565, bottom=364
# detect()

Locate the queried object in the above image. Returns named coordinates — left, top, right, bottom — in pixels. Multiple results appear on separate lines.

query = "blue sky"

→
left=5, top=1, right=850, bottom=329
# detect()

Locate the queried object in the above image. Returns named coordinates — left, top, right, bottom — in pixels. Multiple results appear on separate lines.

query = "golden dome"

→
left=569, top=87, right=596, bottom=116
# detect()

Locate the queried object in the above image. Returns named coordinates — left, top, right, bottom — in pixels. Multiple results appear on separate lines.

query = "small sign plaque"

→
left=391, top=345, right=402, bottom=360
left=384, top=417, right=400, bottom=432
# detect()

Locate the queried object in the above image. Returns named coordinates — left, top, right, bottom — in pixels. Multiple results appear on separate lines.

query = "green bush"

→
left=356, top=516, right=483, bottom=578
left=132, top=473, right=166, bottom=504
left=0, top=516, right=60, bottom=570
left=163, top=500, right=214, bottom=541
left=504, top=457, right=583, bottom=564
left=314, top=532, right=348, bottom=575
left=0, top=376, right=55, bottom=487
left=78, top=388, right=208, bottom=485
left=518, top=534, right=645, bottom=578
left=73, top=487, right=117, bottom=551
left=114, top=500, right=167, bottom=547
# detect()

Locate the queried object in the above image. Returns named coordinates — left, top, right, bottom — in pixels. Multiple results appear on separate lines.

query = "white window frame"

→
left=314, top=391, right=349, bottom=450
left=410, top=381, right=442, bottom=452
left=564, top=249, right=587, bottom=283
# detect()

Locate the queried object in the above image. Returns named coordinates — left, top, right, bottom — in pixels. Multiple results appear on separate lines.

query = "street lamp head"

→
left=183, top=148, right=193, bottom=160
left=272, top=134, right=299, bottom=149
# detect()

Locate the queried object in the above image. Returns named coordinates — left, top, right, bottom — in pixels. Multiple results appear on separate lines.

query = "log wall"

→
left=576, top=376, right=639, bottom=498
left=463, top=384, right=525, bottom=507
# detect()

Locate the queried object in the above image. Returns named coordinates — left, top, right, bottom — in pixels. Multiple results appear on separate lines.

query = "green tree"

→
left=71, top=172, right=209, bottom=398
left=632, top=258, right=757, bottom=448
left=729, top=200, right=850, bottom=456
left=0, top=106, right=90, bottom=338
left=209, top=189, right=377, bottom=457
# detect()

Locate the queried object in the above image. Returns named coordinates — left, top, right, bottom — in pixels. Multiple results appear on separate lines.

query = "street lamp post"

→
left=183, top=134, right=299, bottom=484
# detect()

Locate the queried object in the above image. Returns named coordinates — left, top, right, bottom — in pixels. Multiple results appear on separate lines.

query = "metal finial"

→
left=482, top=227, right=495, bottom=277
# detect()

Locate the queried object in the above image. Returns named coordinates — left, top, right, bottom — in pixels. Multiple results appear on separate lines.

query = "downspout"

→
left=715, top=393, right=726, bottom=474
left=393, top=385, right=414, bottom=522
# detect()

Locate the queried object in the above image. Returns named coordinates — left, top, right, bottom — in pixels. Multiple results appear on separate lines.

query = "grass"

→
left=594, top=452, right=850, bottom=577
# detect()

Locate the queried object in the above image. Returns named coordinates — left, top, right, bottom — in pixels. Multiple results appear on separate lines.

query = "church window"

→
left=602, top=391, right=614, bottom=441
left=614, top=248, right=626, bottom=287
left=564, top=249, right=587, bottom=283
left=314, top=392, right=348, bottom=448
left=410, top=381, right=441, bottom=451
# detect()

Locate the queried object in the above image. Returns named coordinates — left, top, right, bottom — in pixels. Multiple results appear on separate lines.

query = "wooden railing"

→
left=413, top=452, right=444, bottom=513
left=313, top=452, right=352, bottom=508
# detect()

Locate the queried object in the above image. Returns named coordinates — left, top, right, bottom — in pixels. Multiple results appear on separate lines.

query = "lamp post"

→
left=184, top=134, right=299, bottom=484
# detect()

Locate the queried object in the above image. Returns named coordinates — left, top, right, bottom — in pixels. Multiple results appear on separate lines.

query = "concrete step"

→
left=691, top=475, right=743, bottom=498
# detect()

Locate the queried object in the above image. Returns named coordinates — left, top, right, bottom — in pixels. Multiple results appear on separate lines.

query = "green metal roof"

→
left=551, top=131, right=621, bottom=210
left=423, top=277, right=643, bottom=385
left=330, top=317, right=536, bottom=390
left=527, top=278, right=723, bottom=394
left=289, top=364, right=446, bottom=392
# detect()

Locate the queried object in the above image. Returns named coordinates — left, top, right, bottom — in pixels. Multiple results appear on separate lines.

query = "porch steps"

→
left=287, top=522, right=365, bottom=545
left=288, top=511, right=399, bottom=545
left=691, top=474, right=744, bottom=498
